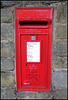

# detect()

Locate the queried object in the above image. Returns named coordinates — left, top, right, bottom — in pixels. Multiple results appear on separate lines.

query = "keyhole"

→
left=26, top=64, right=27, bottom=66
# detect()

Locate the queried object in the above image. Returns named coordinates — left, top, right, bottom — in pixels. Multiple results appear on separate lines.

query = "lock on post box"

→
left=15, top=7, right=53, bottom=92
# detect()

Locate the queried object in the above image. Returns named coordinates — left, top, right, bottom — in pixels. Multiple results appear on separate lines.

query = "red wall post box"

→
left=15, top=7, right=53, bottom=92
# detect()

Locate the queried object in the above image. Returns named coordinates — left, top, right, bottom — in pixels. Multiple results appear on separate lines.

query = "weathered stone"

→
left=52, top=70, right=67, bottom=88
left=1, top=41, right=14, bottom=58
left=19, top=1, right=49, bottom=7
left=35, top=92, right=53, bottom=99
left=41, top=1, right=60, bottom=7
left=26, top=5, right=35, bottom=7
left=1, top=87, right=16, bottom=99
left=56, top=3, right=67, bottom=23
left=19, top=1, right=67, bottom=8
left=1, top=58, right=14, bottom=71
left=55, top=24, right=67, bottom=39
left=19, top=1, right=38, bottom=7
left=1, top=8, right=13, bottom=23
left=16, top=91, right=36, bottom=99
left=1, top=1, right=19, bottom=7
left=1, top=72, right=15, bottom=87
left=52, top=57, right=67, bottom=68
left=54, top=88, right=67, bottom=99
left=41, top=1, right=61, bottom=3
left=53, top=40, right=67, bottom=57
left=1, top=23, right=14, bottom=41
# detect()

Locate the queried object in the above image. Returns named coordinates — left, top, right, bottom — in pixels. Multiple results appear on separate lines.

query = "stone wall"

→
left=1, top=1, right=67, bottom=99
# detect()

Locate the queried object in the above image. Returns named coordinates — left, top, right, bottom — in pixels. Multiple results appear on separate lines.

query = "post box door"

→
left=21, top=33, right=48, bottom=88
left=17, top=28, right=49, bottom=91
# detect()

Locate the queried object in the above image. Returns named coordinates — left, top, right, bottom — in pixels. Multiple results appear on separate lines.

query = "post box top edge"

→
left=15, top=7, right=53, bottom=11
left=15, top=7, right=53, bottom=22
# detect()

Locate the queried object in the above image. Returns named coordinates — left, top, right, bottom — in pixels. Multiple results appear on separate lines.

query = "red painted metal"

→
left=15, top=7, right=53, bottom=92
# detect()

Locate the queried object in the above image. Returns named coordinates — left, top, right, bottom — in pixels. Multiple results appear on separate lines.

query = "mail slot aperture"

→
left=19, top=21, right=48, bottom=25
left=18, top=19, right=50, bottom=28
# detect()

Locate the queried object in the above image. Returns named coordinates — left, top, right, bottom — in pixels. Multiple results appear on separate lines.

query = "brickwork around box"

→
left=1, top=1, right=67, bottom=99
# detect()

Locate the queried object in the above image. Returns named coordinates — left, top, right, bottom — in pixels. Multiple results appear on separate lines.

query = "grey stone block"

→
left=1, top=87, right=16, bottom=99
left=54, top=88, right=67, bottom=99
left=16, top=91, right=36, bottom=99
left=1, top=1, right=19, bottom=7
left=55, top=24, right=67, bottom=39
left=53, top=40, right=67, bottom=57
left=1, top=72, right=15, bottom=87
left=1, top=41, right=15, bottom=58
left=1, top=58, right=14, bottom=71
left=41, top=1, right=60, bottom=4
left=52, top=70, right=67, bottom=88
left=1, top=8, right=13, bottom=23
left=35, top=92, right=53, bottom=99
left=52, top=57, right=67, bottom=68
left=26, top=5, right=35, bottom=7
left=1, top=23, right=14, bottom=41
left=56, top=3, right=67, bottom=23
left=16, top=91, right=53, bottom=99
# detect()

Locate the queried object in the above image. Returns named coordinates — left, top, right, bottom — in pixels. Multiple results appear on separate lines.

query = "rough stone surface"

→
left=1, top=41, right=14, bottom=58
left=1, top=1, right=19, bottom=7
left=54, top=88, right=67, bottom=99
left=53, top=40, right=67, bottom=57
left=1, top=58, right=14, bottom=71
left=18, top=1, right=38, bottom=7
left=25, top=1, right=50, bottom=7
left=35, top=92, right=53, bottom=99
left=1, top=87, right=16, bottom=99
left=1, top=8, right=13, bottom=23
left=55, top=24, right=67, bottom=39
left=53, top=57, right=67, bottom=68
left=52, top=70, right=67, bottom=88
left=26, top=5, right=35, bottom=7
left=1, top=23, right=14, bottom=41
left=1, top=72, right=15, bottom=87
left=56, top=3, right=67, bottom=23
left=41, top=1, right=63, bottom=3
left=16, top=91, right=36, bottom=99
